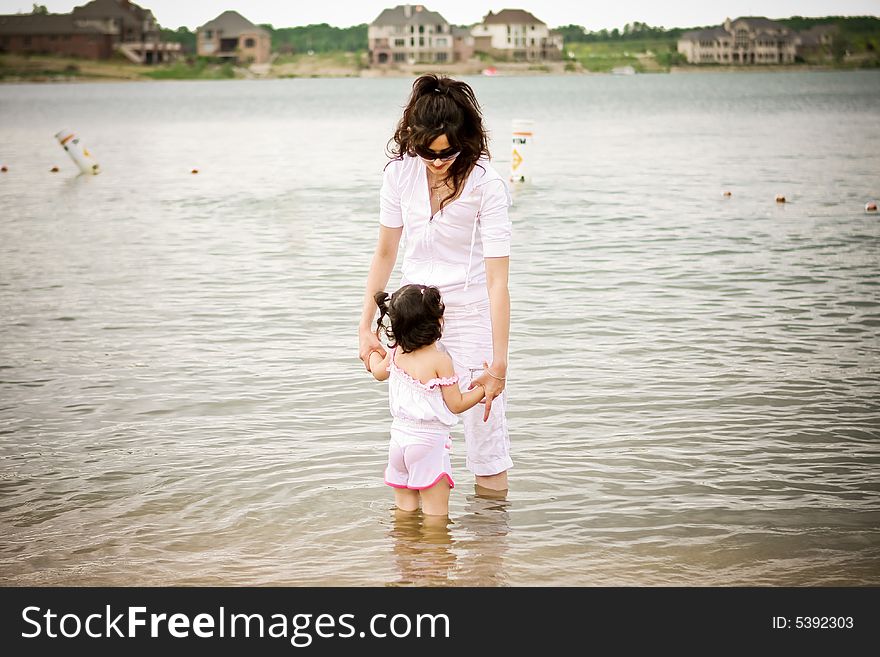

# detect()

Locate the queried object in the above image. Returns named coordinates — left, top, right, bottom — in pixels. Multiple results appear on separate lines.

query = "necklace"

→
left=430, top=177, right=449, bottom=206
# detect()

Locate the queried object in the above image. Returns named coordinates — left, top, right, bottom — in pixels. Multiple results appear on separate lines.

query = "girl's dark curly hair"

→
left=388, top=74, right=490, bottom=212
left=374, top=284, right=445, bottom=354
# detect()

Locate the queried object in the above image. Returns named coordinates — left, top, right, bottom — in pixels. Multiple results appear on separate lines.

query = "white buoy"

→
left=510, top=119, right=534, bottom=183
left=55, top=129, right=100, bottom=175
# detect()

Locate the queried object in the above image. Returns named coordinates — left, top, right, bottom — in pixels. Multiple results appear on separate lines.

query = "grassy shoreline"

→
left=2, top=50, right=877, bottom=83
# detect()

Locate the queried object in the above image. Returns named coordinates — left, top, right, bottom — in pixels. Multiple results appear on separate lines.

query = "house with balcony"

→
left=677, top=16, right=800, bottom=64
left=471, top=8, right=562, bottom=61
left=0, top=0, right=180, bottom=63
left=368, top=4, right=453, bottom=66
left=70, top=0, right=178, bottom=63
left=197, top=10, right=271, bottom=65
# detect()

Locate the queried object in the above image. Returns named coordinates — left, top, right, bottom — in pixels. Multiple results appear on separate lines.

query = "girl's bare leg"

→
left=394, top=488, right=420, bottom=512
left=419, top=478, right=451, bottom=516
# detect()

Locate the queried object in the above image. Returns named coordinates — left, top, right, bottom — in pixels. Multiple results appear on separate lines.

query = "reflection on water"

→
left=387, top=509, right=457, bottom=587
left=386, top=486, right=512, bottom=587
left=453, top=487, right=511, bottom=586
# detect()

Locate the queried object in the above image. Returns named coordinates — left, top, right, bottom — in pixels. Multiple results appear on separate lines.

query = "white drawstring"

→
left=401, top=167, right=419, bottom=254
left=463, top=195, right=481, bottom=292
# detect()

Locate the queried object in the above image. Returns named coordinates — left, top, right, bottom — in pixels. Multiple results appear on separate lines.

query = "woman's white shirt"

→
left=379, top=155, right=512, bottom=307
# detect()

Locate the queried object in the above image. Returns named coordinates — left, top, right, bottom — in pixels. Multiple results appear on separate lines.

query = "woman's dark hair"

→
left=388, top=74, right=490, bottom=212
left=374, top=284, right=444, bottom=353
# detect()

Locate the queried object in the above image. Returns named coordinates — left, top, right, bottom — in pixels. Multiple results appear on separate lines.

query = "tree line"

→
left=159, top=24, right=368, bottom=55
left=557, top=16, right=878, bottom=41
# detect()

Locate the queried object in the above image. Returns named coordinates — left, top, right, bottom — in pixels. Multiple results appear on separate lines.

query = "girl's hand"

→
left=468, top=361, right=506, bottom=422
left=359, top=325, right=386, bottom=373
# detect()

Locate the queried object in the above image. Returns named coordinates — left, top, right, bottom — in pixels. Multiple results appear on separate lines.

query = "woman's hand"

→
left=359, top=325, right=386, bottom=373
left=468, top=361, right=506, bottom=422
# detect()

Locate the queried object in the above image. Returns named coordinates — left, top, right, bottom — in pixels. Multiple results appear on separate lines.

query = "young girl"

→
left=368, top=284, right=486, bottom=516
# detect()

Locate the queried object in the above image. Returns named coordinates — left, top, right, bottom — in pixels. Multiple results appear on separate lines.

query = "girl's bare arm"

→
left=437, top=353, right=484, bottom=413
left=368, top=350, right=391, bottom=381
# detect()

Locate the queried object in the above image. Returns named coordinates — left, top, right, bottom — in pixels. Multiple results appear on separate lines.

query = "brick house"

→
left=196, top=10, right=271, bottom=65
left=0, top=13, right=114, bottom=58
left=0, top=1, right=180, bottom=64
left=451, top=25, right=474, bottom=63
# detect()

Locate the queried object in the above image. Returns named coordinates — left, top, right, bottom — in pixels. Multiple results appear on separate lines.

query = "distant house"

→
left=797, top=24, right=837, bottom=59
left=0, top=13, right=114, bottom=59
left=451, top=26, right=474, bottom=63
left=678, top=16, right=799, bottom=64
left=72, top=0, right=156, bottom=44
left=368, top=4, right=453, bottom=66
left=471, top=8, right=563, bottom=61
left=676, top=26, right=733, bottom=64
left=70, top=0, right=177, bottom=63
left=197, top=10, right=271, bottom=65
left=0, top=0, right=180, bottom=63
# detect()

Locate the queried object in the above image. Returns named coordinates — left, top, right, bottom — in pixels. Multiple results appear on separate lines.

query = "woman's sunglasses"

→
left=415, top=146, right=461, bottom=163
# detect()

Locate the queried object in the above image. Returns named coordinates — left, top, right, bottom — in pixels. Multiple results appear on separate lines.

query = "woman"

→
left=359, top=74, right=513, bottom=492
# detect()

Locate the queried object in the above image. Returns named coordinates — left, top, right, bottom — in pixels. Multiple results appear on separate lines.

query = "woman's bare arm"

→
left=359, top=225, right=403, bottom=370
left=469, top=255, right=509, bottom=421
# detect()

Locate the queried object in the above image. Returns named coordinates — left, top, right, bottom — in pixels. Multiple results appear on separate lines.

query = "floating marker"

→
left=1, top=165, right=7, bottom=173
left=50, top=166, right=60, bottom=172
left=55, top=129, right=100, bottom=175
left=775, top=195, right=786, bottom=203
left=191, top=168, right=199, bottom=174
left=511, top=119, right=534, bottom=183
left=722, top=191, right=732, bottom=197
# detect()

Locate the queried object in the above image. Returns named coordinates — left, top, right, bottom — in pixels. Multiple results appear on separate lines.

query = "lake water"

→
left=1, top=71, right=878, bottom=586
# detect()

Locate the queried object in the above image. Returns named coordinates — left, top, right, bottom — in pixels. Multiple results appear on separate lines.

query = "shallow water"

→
left=1, top=71, right=878, bottom=585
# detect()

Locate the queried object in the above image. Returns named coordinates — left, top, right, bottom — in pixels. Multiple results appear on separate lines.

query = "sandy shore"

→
left=0, top=52, right=865, bottom=83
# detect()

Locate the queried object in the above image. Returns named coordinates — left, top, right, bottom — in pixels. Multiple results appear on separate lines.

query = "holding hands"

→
left=359, top=325, right=386, bottom=373
left=469, top=360, right=506, bottom=423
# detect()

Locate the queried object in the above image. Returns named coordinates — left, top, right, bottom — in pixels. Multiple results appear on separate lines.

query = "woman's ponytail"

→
left=411, top=73, right=441, bottom=100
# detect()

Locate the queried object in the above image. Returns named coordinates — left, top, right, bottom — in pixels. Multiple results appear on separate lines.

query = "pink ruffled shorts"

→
left=384, top=426, right=455, bottom=490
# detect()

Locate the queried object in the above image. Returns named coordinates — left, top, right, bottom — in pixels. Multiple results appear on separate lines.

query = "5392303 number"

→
left=795, top=617, right=853, bottom=629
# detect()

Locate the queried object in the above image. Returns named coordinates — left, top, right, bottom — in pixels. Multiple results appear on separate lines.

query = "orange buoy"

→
left=191, top=169, right=199, bottom=174
left=722, top=191, right=732, bottom=197
left=866, top=201, right=878, bottom=212
left=50, top=166, right=60, bottom=172
left=775, top=195, right=786, bottom=203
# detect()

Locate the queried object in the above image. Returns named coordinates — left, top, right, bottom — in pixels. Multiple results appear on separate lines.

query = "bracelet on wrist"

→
left=485, top=368, right=506, bottom=381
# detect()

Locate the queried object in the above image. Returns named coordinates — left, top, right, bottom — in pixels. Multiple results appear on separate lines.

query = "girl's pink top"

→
left=387, top=347, right=459, bottom=431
